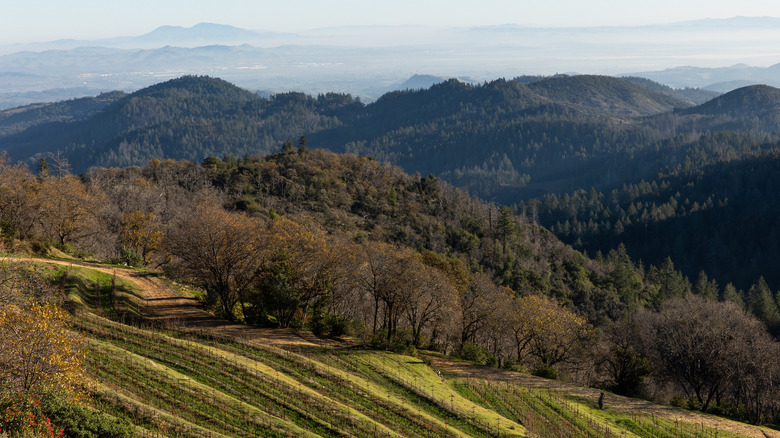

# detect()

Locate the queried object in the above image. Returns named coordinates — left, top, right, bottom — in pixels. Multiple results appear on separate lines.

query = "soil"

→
left=4, top=257, right=342, bottom=348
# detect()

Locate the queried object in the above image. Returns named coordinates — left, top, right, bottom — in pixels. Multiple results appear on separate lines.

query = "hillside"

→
left=4, top=75, right=780, bottom=302
left=620, top=76, right=720, bottom=105
left=677, top=84, right=780, bottom=131
left=0, top=76, right=361, bottom=171
left=12, top=257, right=777, bottom=438
left=0, top=91, right=125, bottom=136
left=525, top=145, right=780, bottom=300
left=526, top=75, right=690, bottom=117
left=0, top=74, right=769, bottom=203
left=3, top=142, right=780, bottom=434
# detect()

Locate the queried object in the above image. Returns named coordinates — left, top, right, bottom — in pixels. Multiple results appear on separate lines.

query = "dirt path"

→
left=427, top=356, right=780, bottom=438
left=7, top=257, right=778, bottom=437
left=3, top=257, right=340, bottom=348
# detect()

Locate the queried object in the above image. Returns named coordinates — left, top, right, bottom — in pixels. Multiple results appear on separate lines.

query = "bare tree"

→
left=641, top=295, right=778, bottom=415
left=166, top=205, right=264, bottom=319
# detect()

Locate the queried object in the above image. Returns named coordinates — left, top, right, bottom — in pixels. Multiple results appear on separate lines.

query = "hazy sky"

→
left=2, top=0, right=780, bottom=44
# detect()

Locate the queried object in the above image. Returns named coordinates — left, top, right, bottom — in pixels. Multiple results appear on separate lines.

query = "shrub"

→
left=458, top=341, right=495, bottom=365
left=309, top=308, right=349, bottom=337
left=44, top=395, right=135, bottom=438
left=532, top=364, right=558, bottom=380
left=0, top=392, right=63, bottom=438
left=389, top=331, right=417, bottom=355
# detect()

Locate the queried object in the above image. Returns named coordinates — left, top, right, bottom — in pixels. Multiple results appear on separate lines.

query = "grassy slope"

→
left=52, top=261, right=768, bottom=438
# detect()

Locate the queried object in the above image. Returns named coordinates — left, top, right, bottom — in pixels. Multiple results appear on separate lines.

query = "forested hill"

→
left=0, top=73, right=742, bottom=202
left=525, top=75, right=687, bottom=117
left=524, top=143, right=780, bottom=295
left=675, top=84, right=780, bottom=132
left=0, top=90, right=125, bottom=136
left=6, top=75, right=780, bottom=300
left=0, top=76, right=362, bottom=171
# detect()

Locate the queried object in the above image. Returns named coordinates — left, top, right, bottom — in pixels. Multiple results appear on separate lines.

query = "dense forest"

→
left=2, top=144, right=780, bottom=427
left=0, top=74, right=721, bottom=198
left=3, top=74, right=780, bottom=312
left=522, top=135, right=780, bottom=297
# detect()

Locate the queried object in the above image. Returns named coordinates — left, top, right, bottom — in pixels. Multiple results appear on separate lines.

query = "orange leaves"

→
left=262, top=215, right=329, bottom=262
left=166, top=205, right=265, bottom=318
left=37, top=175, right=108, bottom=247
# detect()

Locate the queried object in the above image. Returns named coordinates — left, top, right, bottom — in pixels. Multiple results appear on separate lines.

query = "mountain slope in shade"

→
left=677, top=84, right=780, bottom=132
left=621, top=76, right=720, bottom=105
left=682, top=84, right=780, bottom=117
left=2, top=74, right=779, bottom=204
left=0, top=91, right=125, bottom=136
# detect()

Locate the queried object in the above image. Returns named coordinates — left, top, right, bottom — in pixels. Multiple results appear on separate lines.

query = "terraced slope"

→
left=17, top=257, right=780, bottom=438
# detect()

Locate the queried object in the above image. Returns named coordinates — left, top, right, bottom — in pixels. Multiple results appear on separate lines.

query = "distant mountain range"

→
left=627, top=63, right=780, bottom=92
left=2, top=18, right=780, bottom=109
left=3, top=23, right=298, bottom=52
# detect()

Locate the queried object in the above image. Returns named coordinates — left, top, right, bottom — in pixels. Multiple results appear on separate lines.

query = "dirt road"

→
left=6, top=257, right=779, bottom=437
left=3, top=257, right=337, bottom=348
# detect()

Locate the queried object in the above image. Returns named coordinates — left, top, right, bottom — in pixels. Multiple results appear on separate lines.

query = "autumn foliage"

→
left=0, top=302, right=86, bottom=397
left=0, top=262, right=89, bottom=437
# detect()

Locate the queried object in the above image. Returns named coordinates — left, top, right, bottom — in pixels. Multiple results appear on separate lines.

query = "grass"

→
left=36, top=260, right=775, bottom=438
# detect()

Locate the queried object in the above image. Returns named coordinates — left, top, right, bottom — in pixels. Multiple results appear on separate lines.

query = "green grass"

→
left=55, top=264, right=144, bottom=319
left=43, top=261, right=774, bottom=438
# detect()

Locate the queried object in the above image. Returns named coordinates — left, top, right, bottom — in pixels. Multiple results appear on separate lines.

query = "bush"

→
left=309, top=309, right=350, bottom=337
left=326, top=313, right=350, bottom=337
left=670, top=396, right=701, bottom=411
left=458, top=341, right=495, bottom=365
left=389, top=331, right=417, bottom=355
left=502, top=358, right=528, bottom=373
left=532, top=364, right=558, bottom=380
left=0, top=392, right=63, bottom=438
left=44, top=396, right=135, bottom=438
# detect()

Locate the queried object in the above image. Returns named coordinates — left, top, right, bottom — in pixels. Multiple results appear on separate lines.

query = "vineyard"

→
left=39, top=259, right=780, bottom=437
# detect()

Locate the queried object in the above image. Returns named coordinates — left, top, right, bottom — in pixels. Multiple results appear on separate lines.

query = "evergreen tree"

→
left=746, top=277, right=780, bottom=327
left=720, top=282, right=744, bottom=308
left=497, top=206, right=516, bottom=252
left=36, top=158, right=50, bottom=181
left=693, top=271, right=718, bottom=301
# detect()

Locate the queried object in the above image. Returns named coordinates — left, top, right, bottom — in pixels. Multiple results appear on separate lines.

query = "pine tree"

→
left=693, top=271, right=718, bottom=301
left=746, top=277, right=780, bottom=326
left=720, top=282, right=744, bottom=308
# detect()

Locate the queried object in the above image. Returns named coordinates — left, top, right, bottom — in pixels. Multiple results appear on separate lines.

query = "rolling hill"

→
left=526, top=75, right=690, bottom=117
left=681, top=85, right=780, bottom=123
left=4, top=75, right=780, bottom=299
left=15, top=257, right=777, bottom=438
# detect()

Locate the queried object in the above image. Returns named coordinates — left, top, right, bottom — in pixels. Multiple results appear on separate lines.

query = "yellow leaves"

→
left=120, top=210, right=164, bottom=265
left=513, top=294, right=595, bottom=365
left=0, top=301, right=88, bottom=401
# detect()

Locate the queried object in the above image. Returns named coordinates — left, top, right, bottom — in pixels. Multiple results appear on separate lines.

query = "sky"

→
left=2, top=0, right=780, bottom=44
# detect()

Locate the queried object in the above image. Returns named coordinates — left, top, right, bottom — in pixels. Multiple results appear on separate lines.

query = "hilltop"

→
left=526, top=75, right=690, bottom=117
left=677, top=84, right=780, bottom=131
